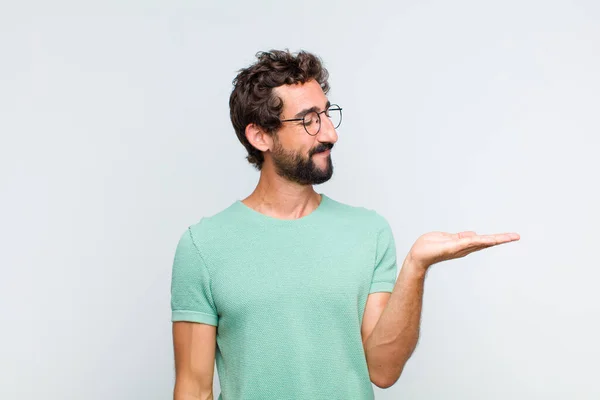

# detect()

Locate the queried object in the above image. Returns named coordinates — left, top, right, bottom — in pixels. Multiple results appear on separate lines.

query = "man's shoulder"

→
left=323, top=195, right=390, bottom=228
left=184, top=201, right=241, bottom=241
left=190, top=198, right=236, bottom=230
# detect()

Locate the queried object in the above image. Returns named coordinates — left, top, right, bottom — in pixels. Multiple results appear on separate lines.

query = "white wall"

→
left=1, top=1, right=599, bottom=399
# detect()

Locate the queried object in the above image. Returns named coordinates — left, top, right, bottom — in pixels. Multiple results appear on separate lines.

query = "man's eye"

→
left=304, top=114, right=318, bottom=125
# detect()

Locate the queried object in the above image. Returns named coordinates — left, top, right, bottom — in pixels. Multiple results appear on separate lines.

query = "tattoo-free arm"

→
left=363, top=256, right=426, bottom=388
left=173, top=322, right=217, bottom=400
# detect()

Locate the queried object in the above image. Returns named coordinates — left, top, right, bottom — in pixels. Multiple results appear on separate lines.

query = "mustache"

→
left=310, top=142, right=334, bottom=156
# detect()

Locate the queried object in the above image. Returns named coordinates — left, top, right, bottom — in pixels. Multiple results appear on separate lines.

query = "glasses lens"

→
left=327, top=106, right=342, bottom=129
left=303, top=111, right=321, bottom=135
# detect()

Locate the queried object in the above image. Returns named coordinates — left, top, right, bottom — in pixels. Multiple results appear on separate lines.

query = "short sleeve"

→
left=369, top=215, right=398, bottom=294
left=170, top=228, right=219, bottom=326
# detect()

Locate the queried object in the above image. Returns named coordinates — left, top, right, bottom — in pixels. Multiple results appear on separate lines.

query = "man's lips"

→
left=312, top=145, right=332, bottom=156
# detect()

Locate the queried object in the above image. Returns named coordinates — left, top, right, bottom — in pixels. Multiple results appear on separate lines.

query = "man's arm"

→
left=361, top=231, right=520, bottom=388
left=173, top=321, right=217, bottom=400
left=361, top=255, right=425, bottom=388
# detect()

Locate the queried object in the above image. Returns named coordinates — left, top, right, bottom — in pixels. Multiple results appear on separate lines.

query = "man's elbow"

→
left=371, top=375, right=398, bottom=389
left=369, top=365, right=403, bottom=389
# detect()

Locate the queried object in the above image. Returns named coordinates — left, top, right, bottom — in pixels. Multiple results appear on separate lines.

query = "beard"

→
left=270, top=139, right=334, bottom=185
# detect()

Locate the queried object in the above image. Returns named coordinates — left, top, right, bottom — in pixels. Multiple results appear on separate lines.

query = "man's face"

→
left=269, top=79, right=339, bottom=185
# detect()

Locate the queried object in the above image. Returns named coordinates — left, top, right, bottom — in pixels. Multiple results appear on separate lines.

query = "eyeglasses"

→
left=280, top=104, right=343, bottom=136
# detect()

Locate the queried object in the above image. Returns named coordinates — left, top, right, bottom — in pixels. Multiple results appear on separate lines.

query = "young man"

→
left=170, top=50, right=519, bottom=400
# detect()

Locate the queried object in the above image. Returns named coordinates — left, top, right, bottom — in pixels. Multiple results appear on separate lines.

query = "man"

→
left=170, top=49, right=520, bottom=400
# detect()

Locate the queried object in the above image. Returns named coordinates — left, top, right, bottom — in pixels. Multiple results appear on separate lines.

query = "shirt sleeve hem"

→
left=368, top=281, right=394, bottom=294
left=172, top=310, right=218, bottom=326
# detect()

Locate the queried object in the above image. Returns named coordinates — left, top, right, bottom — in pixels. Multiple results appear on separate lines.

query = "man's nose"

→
left=317, top=115, right=339, bottom=144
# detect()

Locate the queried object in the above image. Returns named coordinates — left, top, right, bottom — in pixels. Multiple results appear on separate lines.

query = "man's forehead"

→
left=275, top=80, right=328, bottom=112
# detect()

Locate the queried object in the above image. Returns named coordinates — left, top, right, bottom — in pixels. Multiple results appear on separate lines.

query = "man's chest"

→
left=207, top=234, right=377, bottom=322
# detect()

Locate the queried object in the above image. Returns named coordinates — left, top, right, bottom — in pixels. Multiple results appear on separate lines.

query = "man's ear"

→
left=245, top=123, right=273, bottom=152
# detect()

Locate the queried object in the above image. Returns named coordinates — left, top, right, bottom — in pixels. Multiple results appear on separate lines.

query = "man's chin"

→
left=312, top=166, right=333, bottom=185
left=311, top=173, right=333, bottom=185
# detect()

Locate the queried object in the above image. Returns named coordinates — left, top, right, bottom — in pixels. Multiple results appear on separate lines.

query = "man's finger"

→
left=470, top=233, right=519, bottom=245
left=485, top=233, right=520, bottom=244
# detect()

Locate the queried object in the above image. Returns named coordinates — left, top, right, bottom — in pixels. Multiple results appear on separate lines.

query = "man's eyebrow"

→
left=293, top=101, right=331, bottom=118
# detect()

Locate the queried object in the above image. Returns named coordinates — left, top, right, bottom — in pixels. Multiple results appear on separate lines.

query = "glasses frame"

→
left=280, top=104, right=343, bottom=136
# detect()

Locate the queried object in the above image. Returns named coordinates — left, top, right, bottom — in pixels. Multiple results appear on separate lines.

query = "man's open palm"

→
left=408, top=231, right=520, bottom=269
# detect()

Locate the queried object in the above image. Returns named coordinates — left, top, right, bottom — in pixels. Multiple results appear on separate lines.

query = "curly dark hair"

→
left=229, top=49, right=330, bottom=170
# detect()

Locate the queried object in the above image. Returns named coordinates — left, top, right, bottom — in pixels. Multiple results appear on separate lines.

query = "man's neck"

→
left=242, top=166, right=322, bottom=220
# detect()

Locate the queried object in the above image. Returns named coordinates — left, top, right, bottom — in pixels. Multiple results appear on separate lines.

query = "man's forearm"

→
left=174, top=394, right=212, bottom=400
left=364, top=255, right=427, bottom=388
left=174, top=381, right=214, bottom=400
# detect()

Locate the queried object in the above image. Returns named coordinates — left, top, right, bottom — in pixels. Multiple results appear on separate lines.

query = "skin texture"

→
left=172, top=78, right=521, bottom=395
left=173, top=322, right=217, bottom=400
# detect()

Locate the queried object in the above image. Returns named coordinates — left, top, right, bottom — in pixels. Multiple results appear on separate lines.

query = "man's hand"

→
left=363, top=229, right=520, bottom=387
left=407, top=231, right=520, bottom=272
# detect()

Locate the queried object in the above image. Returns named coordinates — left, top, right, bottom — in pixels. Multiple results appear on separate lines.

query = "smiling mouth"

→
left=313, top=146, right=332, bottom=155
left=312, top=149, right=330, bottom=157
left=312, top=143, right=334, bottom=156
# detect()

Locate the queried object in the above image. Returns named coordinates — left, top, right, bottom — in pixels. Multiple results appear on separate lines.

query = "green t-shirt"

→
left=171, top=194, right=398, bottom=399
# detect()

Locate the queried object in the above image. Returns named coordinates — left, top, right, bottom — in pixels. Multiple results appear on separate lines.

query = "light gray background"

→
left=2, top=1, right=599, bottom=399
